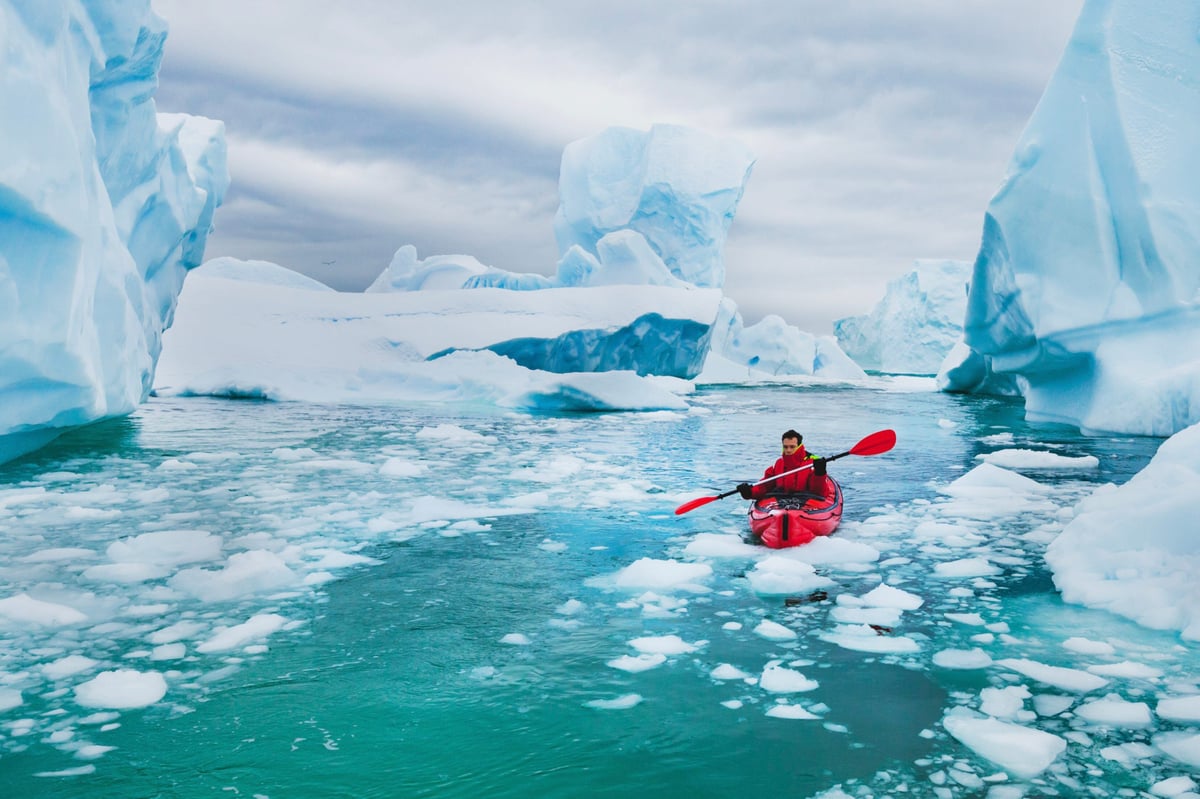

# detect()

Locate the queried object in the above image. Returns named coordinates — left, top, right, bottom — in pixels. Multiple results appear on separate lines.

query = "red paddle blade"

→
left=849, top=429, right=896, bottom=457
left=674, top=494, right=720, bottom=515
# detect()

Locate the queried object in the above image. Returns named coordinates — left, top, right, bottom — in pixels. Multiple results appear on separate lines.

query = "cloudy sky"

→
left=151, top=0, right=1084, bottom=333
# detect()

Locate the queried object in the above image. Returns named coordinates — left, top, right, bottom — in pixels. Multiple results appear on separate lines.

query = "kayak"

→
left=748, top=477, right=843, bottom=548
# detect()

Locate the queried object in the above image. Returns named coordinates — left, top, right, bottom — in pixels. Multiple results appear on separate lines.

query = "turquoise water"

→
left=0, top=385, right=1185, bottom=798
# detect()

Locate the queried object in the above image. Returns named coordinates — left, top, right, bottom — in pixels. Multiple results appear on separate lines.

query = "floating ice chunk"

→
left=106, top=530, right=222, bottom=566
left=628, top=634, right=700, bottom=655
left=149, top=644, right=185, bottom=661
left=1086, top=661, right=1163, bottom=680
left=776, top=537, right=880, bottom=565
left=975, top=450, right=1100, bottom=470
left=22, top=548, right=98, bottom=563
left=1033, top=695, right=1074, bottom=718
left=940, top=463, right=1050, bottom=497
left=760, top=662, right=819, bottom=693
left=942, top=711, right=1066, bottom=779
left=43, top=655, right=99, bottom=680
left=831, top=606, right=902, bottom=626
left=407, top=496, right=534, bottom=525
left=0, top=688, right=22, bottom=712
left=1062, top=637, right=1115, bottom=655
left=821, top=625, right=920, bottom=654
left=379, top=458, right=427, bottom=477
left=934, top=557, right=1000, bottom=578
left=74, top=670, right=167, bottom=709
left=148, top=620, right=207, bottom=645
left=859, top=584, right=923, bottom=610
left=0, top=593, right=87, bottom=626
left=1075, top=694, right=1152, bottom=727
left=945, top=612, right=987, bottom=626
left=196, top=614, right=288, bottom=653
left=1150, top=775, right=1198, bottom=797
left=556, top=599, right=585, bottom=616
left=169, top=551, right=300, bottom=601
left=683, top=533, right=760, bottom=559
left=607, top=653, right=667, bottom=673
left=753, top=620, right=797, bottom=641
left=585, top=694, right=642, bottom=710
left=74, top=744, right=116, bottom=760
left=82, top=563, right=170, bottom=583
left=609, top=558, right=712, bottom=592
left=932, top=648, right=993, bottom=670
left=1154, top=732, right=1200, bottom=768
left=1158, top=695, right=1200, bottom=723
left=765, top=703, right=820, bottom=720
left=995, top=658, right=1108, bottom=692
left=980, top=686, right=1031, bottom=719
left=500, top=633, right=531, bottom=646
left=710, top=663, right=754, bottom=681
left=721, top=700, right=744, bottom=710
left=747, top=556, right=834, bottom=595
left=415, top=424, right=498, bottom=445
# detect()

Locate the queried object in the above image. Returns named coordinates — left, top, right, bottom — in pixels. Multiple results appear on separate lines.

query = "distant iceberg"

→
left=0, top=1, right=228, bottom=463
left=155, top=261, right=716, bottom=411
left=835, top=260, right=969, bottom=376
left=366, top=124, right=858, bottom=383
left=940, top=0, right=1200, bottom=436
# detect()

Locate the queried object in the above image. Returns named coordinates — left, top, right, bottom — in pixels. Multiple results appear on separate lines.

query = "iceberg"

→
left=154, top=261, right=716, bottom=411
left=1046, top=420, right=1200, bottom=641
left=0, top=1, right=228, bottom=464
left=939, top=0, right=1200, bottom=436
left=835, top=260, right=969, bottom=375
left=365, top=124, right=859, bottom=383
left=370, top=124, right=753, bottom=293
left=698, top=298, right=866, bottom=382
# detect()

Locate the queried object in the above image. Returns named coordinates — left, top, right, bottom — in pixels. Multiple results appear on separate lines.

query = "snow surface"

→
left=940, top=0, right=1200, bottom=436
left=0, top=0, right=228, bottom=464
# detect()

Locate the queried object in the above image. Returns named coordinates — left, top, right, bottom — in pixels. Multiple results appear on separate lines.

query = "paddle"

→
left=673, top=428, right=897, bottom=515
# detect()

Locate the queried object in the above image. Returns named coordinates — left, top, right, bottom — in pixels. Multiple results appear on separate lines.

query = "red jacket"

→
left=750, top=446, right=824, bottom=497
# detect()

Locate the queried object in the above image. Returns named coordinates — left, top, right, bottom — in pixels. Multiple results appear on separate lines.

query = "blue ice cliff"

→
left=0, top=1, right=228, bottom=463
left=939, top=0, right=1200, bottom=436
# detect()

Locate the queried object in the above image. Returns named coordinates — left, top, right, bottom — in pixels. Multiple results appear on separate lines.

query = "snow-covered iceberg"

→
left=940, top=0, right=1200, bottom=436
left=0, top=1, right=228, bottom=464
left=154, top=260, right=716, bottom=411
left=835, top=260, right=969, bottom=375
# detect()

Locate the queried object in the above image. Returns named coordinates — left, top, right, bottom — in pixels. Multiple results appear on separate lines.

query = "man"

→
left=737, top=429, right=827, bottom=499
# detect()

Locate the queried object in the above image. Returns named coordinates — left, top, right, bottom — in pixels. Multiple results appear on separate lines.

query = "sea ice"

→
left=942, top=712, right=1066, bottom=779
left=74, top=670, right=167, bottom=709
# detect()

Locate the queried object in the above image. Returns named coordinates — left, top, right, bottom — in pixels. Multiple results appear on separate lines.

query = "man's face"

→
left=782, top=437, right=801, bottom=454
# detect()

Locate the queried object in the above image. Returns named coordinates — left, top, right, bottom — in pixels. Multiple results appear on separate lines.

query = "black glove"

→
left=812, top=458, right=827, bottom=477
left=736, top=483, right=753, bottom=499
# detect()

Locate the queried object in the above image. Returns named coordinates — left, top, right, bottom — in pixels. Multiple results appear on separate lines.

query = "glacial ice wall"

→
left=0, top=1, right=228, bottom=463
left=940, top=0, right=1200, bottom=435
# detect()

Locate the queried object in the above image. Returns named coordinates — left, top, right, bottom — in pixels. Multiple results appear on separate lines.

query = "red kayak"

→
left=748, top=477, right=843, bottom=548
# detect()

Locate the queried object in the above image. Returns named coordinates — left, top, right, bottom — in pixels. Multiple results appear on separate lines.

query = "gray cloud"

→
left=152, top=0, right=1084, bottom=331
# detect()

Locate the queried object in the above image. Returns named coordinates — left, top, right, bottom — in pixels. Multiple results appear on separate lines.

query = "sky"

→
left=151, top=0, right=1085, bottom=334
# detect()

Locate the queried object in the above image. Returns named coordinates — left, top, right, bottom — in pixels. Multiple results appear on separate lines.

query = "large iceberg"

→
left=366, top=124, right=857, bottom=381
left=154, top=259, right=716, bottom=411
left=0, top=1, right=228, bottom=463
left=369, top=125, right=755, bottom=294
left=835, top=260, right=969, bottom=375
left=939, top=0, right=1200, bottom=436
